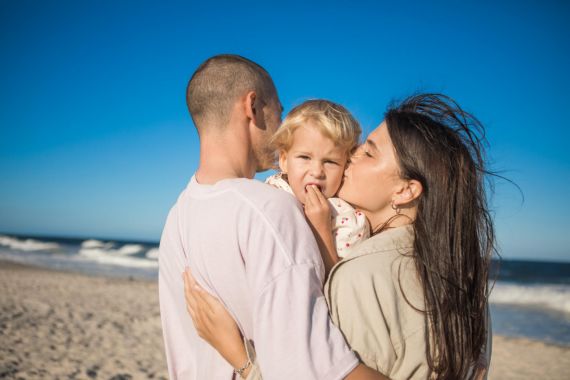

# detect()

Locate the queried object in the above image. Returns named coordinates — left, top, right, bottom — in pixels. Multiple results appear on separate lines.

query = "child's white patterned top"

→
left=265, top=172, right=370, bottom=258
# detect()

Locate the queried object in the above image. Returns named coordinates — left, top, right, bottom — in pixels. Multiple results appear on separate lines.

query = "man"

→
left=159, top=54, right=387, bottom=379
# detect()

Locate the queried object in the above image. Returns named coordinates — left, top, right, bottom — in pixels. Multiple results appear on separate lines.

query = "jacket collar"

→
left=330, top=224, right=415, bottom=270
left=325, top=223, right=415, bottom=297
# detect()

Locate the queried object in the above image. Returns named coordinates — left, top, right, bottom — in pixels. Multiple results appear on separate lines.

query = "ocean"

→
left=1, top=233, right=569, bottom=347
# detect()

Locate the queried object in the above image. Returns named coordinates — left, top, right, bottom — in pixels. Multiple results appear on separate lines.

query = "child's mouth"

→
left=305, top=183, right=323, bottom=193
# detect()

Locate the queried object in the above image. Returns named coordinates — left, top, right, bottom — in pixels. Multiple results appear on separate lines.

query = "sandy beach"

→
left=1, top=261, right=569, bottom=379
left=0, top=261, right=167, bottom=379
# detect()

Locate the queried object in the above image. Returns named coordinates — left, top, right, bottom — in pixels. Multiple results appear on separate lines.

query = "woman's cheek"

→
left=349, top=166, right=366, bottom=204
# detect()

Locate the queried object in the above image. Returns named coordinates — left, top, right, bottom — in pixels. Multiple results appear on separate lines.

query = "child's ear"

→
left=278, top=151, right=288, bottom=173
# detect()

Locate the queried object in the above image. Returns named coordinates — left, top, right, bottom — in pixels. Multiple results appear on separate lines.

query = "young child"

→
left=264, top=99, right=369, bottom=275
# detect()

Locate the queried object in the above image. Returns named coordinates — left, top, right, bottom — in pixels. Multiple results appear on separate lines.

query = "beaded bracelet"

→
left=234, top=358, right=252, bottom=378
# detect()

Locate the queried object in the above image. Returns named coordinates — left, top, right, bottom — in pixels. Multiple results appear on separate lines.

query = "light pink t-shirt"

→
left=159, top=176, right=358, bottom=379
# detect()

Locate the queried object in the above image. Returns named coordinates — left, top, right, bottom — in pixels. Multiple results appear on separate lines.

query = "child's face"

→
left=279, top=123, right=348, bottom=204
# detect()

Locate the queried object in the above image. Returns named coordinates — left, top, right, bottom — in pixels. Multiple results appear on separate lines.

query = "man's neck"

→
left=195, top=130, right=256, bottom=185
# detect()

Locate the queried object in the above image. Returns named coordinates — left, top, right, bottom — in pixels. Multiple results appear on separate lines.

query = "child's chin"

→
left=291, top=190, right=306, bottom=204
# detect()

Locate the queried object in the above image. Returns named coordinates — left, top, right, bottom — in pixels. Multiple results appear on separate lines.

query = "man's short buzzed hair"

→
left=186, top=54, right=276, bottom=131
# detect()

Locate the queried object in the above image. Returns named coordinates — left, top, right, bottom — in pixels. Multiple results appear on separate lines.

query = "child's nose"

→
left=310, top=162, right=325, bottom=178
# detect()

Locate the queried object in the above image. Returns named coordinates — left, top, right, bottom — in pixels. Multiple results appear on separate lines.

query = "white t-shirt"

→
left=159, top=176, right=358, bottom=379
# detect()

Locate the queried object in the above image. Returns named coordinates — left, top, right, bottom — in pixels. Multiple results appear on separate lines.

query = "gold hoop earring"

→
left=391, top=200, right=401, bottom=215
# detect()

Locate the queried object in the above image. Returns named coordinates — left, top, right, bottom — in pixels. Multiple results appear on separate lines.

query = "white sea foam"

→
left=78, top=247, right=157, bottom=268
left=490, top=282, right=570, bottom=314
left=81, top=239, right=113, bottom=249
left=146, top=248, right=159, bottom=260
left=0, top=236, right=60, bottom=251
left=115, top=244, right=145, bottom=256
left=77, top=240, right=154, bottom=268
left=79, top=242, right=143, bottom=256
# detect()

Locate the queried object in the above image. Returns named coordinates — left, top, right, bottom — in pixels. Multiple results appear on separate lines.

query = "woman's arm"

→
left=183, top=269, right=257, bottom=379
left=304, top=185, right=341, bottom=276
left=346, top=364, right=390, bottom=380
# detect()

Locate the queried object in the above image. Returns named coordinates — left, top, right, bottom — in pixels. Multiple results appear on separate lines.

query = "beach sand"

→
left=1, top=261, right=569, bottom=379
left=0, top=261, right=167, bottom=379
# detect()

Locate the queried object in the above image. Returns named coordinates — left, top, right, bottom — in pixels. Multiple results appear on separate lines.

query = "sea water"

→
left=489, top=260, right=570, bottom=346
left=0, top=234, right=158, bottom=279
left=1, top=233, right=569, bottom=346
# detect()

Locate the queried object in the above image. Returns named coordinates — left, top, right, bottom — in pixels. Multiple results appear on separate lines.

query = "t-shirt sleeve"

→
left=158, top=205, right=196, bottom=379
left=242, top=195, right=358, bottom=380
left=253, top=264, right=357, bottom=379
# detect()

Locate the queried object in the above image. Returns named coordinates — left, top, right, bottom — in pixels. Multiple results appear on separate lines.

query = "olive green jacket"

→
left=324, top=224, right=491, bottom=379
left=324, top=225, right=429, bottom=378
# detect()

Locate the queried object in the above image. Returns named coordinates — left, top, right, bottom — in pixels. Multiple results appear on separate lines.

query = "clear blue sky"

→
left=0, top=0, right=568, bottom=261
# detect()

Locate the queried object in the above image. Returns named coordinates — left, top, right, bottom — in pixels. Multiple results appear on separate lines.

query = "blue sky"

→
left=0, top=0, right=568, bottom=261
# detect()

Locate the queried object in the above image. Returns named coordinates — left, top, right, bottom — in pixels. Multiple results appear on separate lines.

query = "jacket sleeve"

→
left=244, top=338, right=263, bottom=380
left=327, top=263, right=396, bottom=376
left=327, top=258, right=430, bottom=380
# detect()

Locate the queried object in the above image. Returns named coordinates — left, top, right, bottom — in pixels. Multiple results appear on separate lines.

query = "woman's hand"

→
left=183, top=268, right=252, bottom=377
left=304, top=185, right=332, bottom=233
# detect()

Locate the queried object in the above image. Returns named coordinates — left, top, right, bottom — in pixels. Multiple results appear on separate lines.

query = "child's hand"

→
left=304, top=185, right=332, bottom=233
left=304, top=185, right=340, bottom=276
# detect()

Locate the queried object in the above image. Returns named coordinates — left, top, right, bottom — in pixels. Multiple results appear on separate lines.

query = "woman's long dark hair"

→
left=385, top=94, right=494, bottom=379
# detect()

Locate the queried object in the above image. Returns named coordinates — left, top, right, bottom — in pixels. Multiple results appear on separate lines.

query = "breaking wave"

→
left=490, top=282, right=570, bottom=314
left=0, top=235, right=60, bottom=251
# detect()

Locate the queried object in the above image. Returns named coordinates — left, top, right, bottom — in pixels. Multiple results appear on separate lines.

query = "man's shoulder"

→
left=230, top=178, right=301, bottom=214
left=177, top=176, right=305, bottom=230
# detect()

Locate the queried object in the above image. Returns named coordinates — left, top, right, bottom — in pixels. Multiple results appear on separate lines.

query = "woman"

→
left=184, top=93, right=493, bottom=379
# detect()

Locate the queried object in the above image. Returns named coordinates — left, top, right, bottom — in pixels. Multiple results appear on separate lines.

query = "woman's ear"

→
left=394, top=179, right=423, bottom=206
left=278, top=151, right=288, bottom=173
left=407, top=179, right=423, bottom=202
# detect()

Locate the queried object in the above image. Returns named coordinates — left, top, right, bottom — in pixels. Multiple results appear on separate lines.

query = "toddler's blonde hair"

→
left=269, top=99, right=361, bottom=161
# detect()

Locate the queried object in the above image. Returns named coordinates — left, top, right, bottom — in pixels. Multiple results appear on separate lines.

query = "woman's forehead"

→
left=366, top=122, right=388, bottom=146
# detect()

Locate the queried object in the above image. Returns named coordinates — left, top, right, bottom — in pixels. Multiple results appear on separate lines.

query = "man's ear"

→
left=244, top=91, right=258, bottom=123
left=278, top=151, right=288, bottom=173
left=394, top=179, right=423, bottom=206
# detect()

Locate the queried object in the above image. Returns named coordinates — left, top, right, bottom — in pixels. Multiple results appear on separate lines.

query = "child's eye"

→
left=298, top=155, right=310, bottom=160
left=324, top=160, right=339, bottom=165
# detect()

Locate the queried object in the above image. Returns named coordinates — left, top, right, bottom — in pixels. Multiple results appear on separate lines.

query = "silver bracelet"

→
left=234, top=358, right=252, bottom=378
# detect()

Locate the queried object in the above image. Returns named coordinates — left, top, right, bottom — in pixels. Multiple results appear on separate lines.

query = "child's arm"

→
left=304, top=185, right=341, bottom=277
